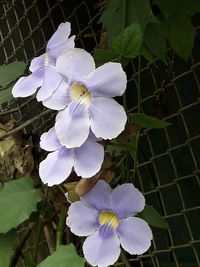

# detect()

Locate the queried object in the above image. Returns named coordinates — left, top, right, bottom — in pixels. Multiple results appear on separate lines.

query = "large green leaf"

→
left=93, top=49, right=118, bottom=67
left=37, top=244, right=85, bottom=267
left=0, top=229, right=17, bottom=267
left=166, top=15, right=195, bottom=60
left=99, top=0, right=152, bottom=47
left=131, top=113, right=171, bottom=128
left=112, top=23, right=143, bottom=59
left=0, top=177, right=41, bottom=233
left=144, top=22, right=167, bottom=62
left=0, top=61, right=26, bottom=87
left=138, top=205, right=168, bottom=229
left=155, top=0, right=200, bottom=17
left=0, top=85, right=13, bottom=105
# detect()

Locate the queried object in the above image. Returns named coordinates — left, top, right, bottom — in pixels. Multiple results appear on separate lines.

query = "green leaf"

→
left=112, top=23, right=143, bottom=59
left=166, top=15, right=195, bottom=60
left=155, top=0, right=200, bottom=17
left=0, top=85, right=13, bottom=105
left=0, top=61, right=26, bottom=87
left=138, top=205, right=168, bottom=229
left=37, top=244, right=85, bottom=267
left=141, top=43, right=155, bottom=62
left=93, top=49, right=117, bottom=67
left=99, top=0, right=152, bottom=47
left=131, top=113, right=171, bottom=128
left=0, top=229, right=17, bottom=267
left=144, top=22, right=167, bottom=62
left=0, top=177, right=41, bottom=233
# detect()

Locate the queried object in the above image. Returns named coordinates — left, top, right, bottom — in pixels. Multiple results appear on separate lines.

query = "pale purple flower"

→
left=12, top=22, right=75, bottom=101
left=67, top=180, right=153, bottom=267
left=39, top=127, right=104, bottom=186
left=43, top=48, right=127, bottom=148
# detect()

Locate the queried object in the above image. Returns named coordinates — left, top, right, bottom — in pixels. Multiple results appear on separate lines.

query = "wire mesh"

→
left=0, top=0, right=200, bottom=266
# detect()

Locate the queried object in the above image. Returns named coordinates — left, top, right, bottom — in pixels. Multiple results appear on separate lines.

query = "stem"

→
left=33, top=215, right=43, bottom=263
left=137, top=55, right=141, bottom=113
left=133, top=55, right=142, bottom=180
left=56, top=204, right=66, bottom=249
left=10, top=223, right=34, bottom=267
left=120, top=250, right=132, bottom=267
left=33, top=187, right=48, bottom=263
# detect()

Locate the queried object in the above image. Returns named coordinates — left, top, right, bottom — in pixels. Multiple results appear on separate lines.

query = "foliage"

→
left=37, top=244, right=85, bottom=267
left=138, top=205, right=168, bottom=229
left=98, top=0, right=198, bottom=63
left=0, top=61, right=26, bottom=104
left=131, top=113, right=171, bottom=128
left=0, top=177, right=41, bottom=233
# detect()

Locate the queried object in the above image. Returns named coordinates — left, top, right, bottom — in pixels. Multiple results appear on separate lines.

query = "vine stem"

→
left=56, top=204, right=67, bottom=249
left=120, top=250, right=132, bottom=267
left=33, top=187, right=49, bottom=263
left=133, top=55, right=142, bottom=179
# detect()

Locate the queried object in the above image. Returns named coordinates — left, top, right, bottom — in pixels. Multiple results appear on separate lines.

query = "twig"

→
left=56, top=204, right=66, bottom=249
left=0, top=109, right=52, bottom=141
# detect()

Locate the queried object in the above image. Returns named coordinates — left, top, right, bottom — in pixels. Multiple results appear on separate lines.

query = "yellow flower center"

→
left=69, top=83, right=91, bottom=106
left=44, top=52, right=49, bottom=67
left=99, top=210, right=119, bottom=229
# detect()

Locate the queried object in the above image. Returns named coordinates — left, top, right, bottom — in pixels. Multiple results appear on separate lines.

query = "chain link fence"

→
left=0, top=0, right=200, bottom=266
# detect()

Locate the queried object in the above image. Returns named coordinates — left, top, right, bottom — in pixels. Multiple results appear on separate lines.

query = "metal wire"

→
left=0, top=0, right=200, bottom=266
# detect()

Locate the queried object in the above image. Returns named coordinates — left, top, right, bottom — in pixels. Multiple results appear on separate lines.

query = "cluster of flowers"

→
left=12, top=22, right=153, bottom=267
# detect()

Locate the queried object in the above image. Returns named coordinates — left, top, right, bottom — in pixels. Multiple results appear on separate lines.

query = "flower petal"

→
left=111, top=184, right=145, bottom=218
left=12, top=73, right=42, bottom=98
left=89, top=97, right=127, bottom=139
left=83, top=229, right=121, bottom=267
left=43, top=80, right=70, bottom=110
left=40, top=127, right=61, bottom=152
left=47, top=22, right=71, bottom=49
left=56, top=48, right=95, bottom=83
left=74, top=141, right=104, bottom=178
left=29, top=54, right=45, bottom=72
left=85, top=62, right=127, bottom=97
left=55, top=105, right=90, bottom=148
left=39, top=147, right=73, bottom=186
left=81, top=180, right=111, bottom=211
left=37, top=65, right=62, bottom=101
left=118, top=217, right=153, bottom=255
left=49, top=35, right=75, bottom=60
left=67, top=201, right=99, bottom=236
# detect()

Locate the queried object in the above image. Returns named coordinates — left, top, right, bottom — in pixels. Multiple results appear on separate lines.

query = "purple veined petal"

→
left=89, top=97, right=127, bottom=140
left=80, top=180, right=112, bottom=211
left=85, top=62, right=127, bottom=97
left=12, top=73, right=43, bottom=98
left=83, top=229, right=121, bottom=267
left=36, top=64, right=62, bottom=101
left=74, top=141, right=104, bottom=178
left=40, top=127, right=61, bottom=152
left=55, top=104, right=90, bottom=148
left=111, top=184, right=145, bottom=218
left=29, top=54, right=45, bottom=73
left=66, top=201, right=99, bottom=236
left=56, top=48, right=95, bottom=84
left=49, top=35, right=75, bottom=60
left=39, top=147, right=73, bottom=186
left=47, top=22, right=71, bottom=49
left=43, top=79, right=71, bottom=110
left=117, top=217, right=153, bottom=255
